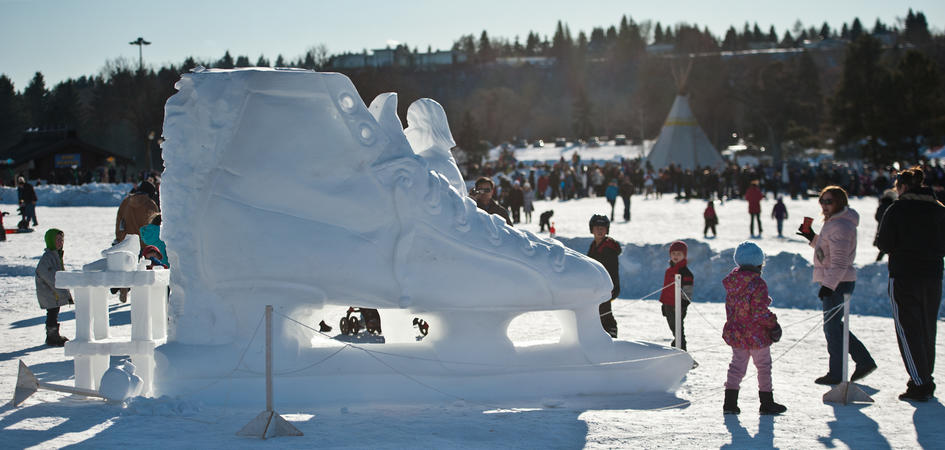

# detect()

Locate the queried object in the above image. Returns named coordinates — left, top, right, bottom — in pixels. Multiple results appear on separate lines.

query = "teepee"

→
left=645, top=60, right=725, bottom=171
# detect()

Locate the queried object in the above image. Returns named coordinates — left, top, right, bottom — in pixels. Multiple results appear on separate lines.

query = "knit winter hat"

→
left=734, top=241, right=765, bottom=267
left=669, top=240, right=687, bottom=256
left=142, top=245, right=163, bottom=260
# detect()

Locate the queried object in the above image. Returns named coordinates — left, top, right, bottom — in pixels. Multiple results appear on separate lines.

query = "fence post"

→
left=674, top=274, right=682, bottom=350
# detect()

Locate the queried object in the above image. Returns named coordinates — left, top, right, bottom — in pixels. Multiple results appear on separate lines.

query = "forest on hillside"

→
left=0, top=8, right=942, bottom=170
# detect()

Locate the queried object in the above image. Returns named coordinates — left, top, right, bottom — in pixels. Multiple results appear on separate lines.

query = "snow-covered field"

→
left=1, top=187, right=943, bottom=448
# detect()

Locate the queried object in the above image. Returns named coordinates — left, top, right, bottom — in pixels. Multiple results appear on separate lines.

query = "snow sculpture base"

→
left=153, top=68, right=692, bottom=405
left=57, top=262, right=168, bottom=396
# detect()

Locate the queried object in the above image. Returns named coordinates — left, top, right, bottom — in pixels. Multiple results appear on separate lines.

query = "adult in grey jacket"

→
left=36, top=228, right=73, bottom=346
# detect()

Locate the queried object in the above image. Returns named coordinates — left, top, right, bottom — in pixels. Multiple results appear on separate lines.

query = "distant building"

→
left=328, top=48, right=466, bottom=70
left=494, top=56, right=556, bottom=67
left=0, top=127, right=132, bottom=184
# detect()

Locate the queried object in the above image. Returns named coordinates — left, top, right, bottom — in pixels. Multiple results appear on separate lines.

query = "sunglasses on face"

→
left=819, top=198, right=833, bottom=205
left=477, top=187, right=492, bottom=193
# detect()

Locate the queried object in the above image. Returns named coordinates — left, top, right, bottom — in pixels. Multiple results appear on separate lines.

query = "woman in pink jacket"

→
left=797, top=186, right=877, bottom=386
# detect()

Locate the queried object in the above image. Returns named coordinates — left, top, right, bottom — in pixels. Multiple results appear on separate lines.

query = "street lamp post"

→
left=129, top=37, right=151, bottom=72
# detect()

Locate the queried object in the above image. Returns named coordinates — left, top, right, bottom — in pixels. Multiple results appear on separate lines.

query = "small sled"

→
left=6, top=227, right=34, bottom=234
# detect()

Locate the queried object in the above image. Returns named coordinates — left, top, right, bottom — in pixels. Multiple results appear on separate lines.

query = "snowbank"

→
left=0, top=183, right=134, bottom=206
left=556, top=237, right=942, bottom=318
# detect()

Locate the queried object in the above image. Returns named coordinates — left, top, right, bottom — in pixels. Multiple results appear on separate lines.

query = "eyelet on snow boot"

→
left=759, top=391, right=786, bottom=415
left=723, top=389, right=740, bottom=414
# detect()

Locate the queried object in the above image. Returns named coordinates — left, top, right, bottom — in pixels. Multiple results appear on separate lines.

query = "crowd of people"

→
left=471, top=156, right=945, bottom=212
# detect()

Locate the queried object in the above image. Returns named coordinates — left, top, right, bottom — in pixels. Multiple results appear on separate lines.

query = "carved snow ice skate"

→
left=155, top=68, right=691, bottom=405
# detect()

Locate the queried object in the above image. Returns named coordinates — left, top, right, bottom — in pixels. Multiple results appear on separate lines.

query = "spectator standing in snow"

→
left=508, top=180, right=524, bottom=224
left=745, top=180, right=764, bottom=236
left=873, top=188, right=897, bottom=261
left=604, top=179, right=618, bottom=222
left=771, top=197, right=788, bottom=238
left=703, top=201, right=718, bottom=238
left=722, top=242, right=786, bottom=415
left=522, top=183, right=535, bottom=224
left=877, top=167, right=945, bottom=401
left=17, top=176, right=38, bottom=227
left=35, top=228, right=73, bottom=347
left=658, top=241, right=693, bottom=350
left=619, top=176, right=634, bottom=221
left=587, top=214, right=621, bottom=338
left=797, top=186, right=877, bottom=386
left=470, top=176, right=512, bottom=226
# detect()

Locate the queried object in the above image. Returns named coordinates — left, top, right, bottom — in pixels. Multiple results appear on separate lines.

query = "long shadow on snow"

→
left=722, top=414, right=774, bottom=449
left=817, top=403, right=890, bottom=449
left=0, top=399, right=119, bottom=449
left=9, top=303, right=130, bottom=329
left=0, top=344, right=53, bottom=363
left=913, top=398, right=945, bottom=448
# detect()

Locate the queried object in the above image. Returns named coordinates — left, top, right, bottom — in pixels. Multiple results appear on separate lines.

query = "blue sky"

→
left=1, top=0, right=942, bottom=91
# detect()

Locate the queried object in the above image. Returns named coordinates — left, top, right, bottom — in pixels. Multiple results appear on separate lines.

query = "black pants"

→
left=621, top=195, right=631, bottom=221
left=599, top=301, right=618, bottom=337
left=662, top=302, right=689, bottom=350
left=46, top=307, right=60, bottom=328
left=704, top=220, right=716, bottom=237
left=750, top=213, right=762, bottom=235
left=889, top=277, right=941, bottom=387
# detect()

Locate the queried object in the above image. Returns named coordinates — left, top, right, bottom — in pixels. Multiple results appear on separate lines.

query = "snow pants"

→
left=822, top=281, right=875, bottom=379
left=621, top=195, right=631, bottom=221
left=889, top=277, right=941, bottom=387
left=725, top=346, right=773, bottom=392
left=661, top=302, right=689, bottom=350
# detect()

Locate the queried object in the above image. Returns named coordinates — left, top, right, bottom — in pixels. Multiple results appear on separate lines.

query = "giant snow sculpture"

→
left=154, top=68, right=692, bottom=405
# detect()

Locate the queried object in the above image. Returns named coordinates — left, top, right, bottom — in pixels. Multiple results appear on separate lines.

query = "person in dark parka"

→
left=877, top=167, right=945, bottom=401
left=587, top=214, right=621, bottom=338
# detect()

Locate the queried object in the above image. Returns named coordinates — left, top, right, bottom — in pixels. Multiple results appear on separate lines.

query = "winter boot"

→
left=45, top=324, right=68, bottom=347
left=723, top=389, right=740, bottom=414
left=759, top=391, right=787, bottom=415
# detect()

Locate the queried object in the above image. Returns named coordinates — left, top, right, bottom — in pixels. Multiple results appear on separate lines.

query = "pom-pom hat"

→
left=669, top=240, right=687, bottom=257
left=734, top=241, right=764, bottom=267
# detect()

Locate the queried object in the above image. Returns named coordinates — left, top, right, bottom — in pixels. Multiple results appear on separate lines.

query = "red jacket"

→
left=659, top=259, right=694, bottom=306
left=745, top=186, right=763, bottom=214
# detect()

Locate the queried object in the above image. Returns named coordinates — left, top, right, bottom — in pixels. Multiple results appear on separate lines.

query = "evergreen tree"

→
left=0, top=75, right=24, bottom=149
left=274, top=54, right=287, bottom=67
left=23, top=72, right=47, bottom=126
left=255, top=55, right=270, bottom=67
left=722, top=26, right=738, bottom=51
left=478, top=30, right=495, bottom=62
left=235, top=55, right=251, bottom=67
left=904, top=9, right=931, bottom=45
left=215, top=51, right=235, bottom=69
left=653, top=23, right=664, bottom=44
left=850, top=18, right=864, bottom=40
left=525, top=32, right=540, bottom=56
left=779, top=31, right=795, bottom=48
left=831, top=35, right=890, bottom=162
left=819, top=22, right=831, bottom=39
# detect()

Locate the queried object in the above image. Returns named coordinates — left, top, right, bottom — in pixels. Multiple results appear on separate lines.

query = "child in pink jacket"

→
left=721, top=242, right=786, bottom=415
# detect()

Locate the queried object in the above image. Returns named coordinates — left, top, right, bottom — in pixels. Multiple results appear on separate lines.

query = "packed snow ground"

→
left=1, top=186, right=943, bottom=448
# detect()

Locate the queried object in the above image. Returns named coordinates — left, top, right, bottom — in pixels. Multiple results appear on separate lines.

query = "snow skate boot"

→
left=159, top=69, right=614, bottom=351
